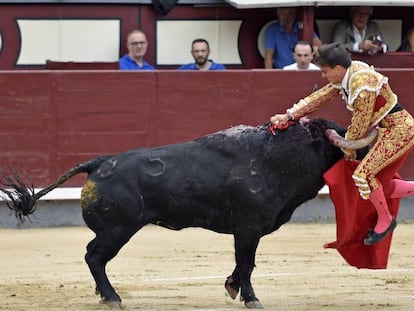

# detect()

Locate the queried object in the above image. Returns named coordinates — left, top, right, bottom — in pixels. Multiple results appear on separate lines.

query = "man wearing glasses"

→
left=119, top=30, right=155, bottom=70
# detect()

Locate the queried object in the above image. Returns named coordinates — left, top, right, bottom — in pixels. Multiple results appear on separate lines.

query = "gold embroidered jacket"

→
left=286, top=61, right=398, bottom=144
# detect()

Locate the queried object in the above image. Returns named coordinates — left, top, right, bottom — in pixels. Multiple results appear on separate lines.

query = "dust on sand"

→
left=1, top=223, right=414, bottom=310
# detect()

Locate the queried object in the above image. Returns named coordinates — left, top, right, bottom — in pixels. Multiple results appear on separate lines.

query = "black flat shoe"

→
left=364, top=218, right=397, bottom=245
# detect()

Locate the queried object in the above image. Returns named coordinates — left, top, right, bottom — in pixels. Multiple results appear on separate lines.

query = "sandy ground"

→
left=1, top=223, right=414, bottom=311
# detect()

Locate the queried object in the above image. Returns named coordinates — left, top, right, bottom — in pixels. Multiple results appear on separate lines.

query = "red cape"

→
left=323, top=159, right=400, bottom=269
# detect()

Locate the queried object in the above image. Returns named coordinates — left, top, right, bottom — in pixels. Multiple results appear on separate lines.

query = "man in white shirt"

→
left=283, top=41, right=320, bottom=70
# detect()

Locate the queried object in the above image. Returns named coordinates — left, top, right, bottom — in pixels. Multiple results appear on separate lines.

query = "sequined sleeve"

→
left=286, top=84, right=340, bottom=120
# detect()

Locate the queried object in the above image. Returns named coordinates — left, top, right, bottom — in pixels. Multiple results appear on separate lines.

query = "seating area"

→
left=316, top=19, right=403, bottom=52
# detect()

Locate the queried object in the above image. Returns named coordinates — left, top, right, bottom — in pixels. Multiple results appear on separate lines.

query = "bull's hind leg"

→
left=233, top=233, right=263, bottom=309
left=85, top=225, right=139, bottom=308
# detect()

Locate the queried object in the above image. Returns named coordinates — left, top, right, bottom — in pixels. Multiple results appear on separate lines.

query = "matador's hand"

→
left=343, top=148, right=356, bottom=161
left=270, top=113, right=289, bottom=127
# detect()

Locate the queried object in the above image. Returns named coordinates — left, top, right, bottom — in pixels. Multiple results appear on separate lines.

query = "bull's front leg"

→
left=233, top=233, right=263, bottom=309
left=225, top=266, right=240, bottom=299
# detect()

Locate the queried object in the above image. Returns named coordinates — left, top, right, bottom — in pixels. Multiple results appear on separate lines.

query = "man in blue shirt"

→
left=119, top=30, right=155, bottom=70
left=264, top=7, right=322, bottom=69
left=179, top=39, right=225, bottom=71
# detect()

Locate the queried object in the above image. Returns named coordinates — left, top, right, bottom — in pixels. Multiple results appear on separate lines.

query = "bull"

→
left=0, top=118, right=371, bottom=309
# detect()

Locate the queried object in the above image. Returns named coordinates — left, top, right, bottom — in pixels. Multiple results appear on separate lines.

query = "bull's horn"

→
left=325, top=127, right=378, bottom=149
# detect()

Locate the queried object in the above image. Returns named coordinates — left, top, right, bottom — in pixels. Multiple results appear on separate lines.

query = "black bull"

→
left=1, top=118, right=365, bottom=309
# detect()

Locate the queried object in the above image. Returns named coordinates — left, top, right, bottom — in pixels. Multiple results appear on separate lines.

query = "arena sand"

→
left=1, top=223, right=414, bottom=310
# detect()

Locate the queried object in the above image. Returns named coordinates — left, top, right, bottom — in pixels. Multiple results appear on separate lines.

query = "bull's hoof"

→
left=224, top=276, right=239, bottom=299
left=100, top=299, right=123, bottom=310
left=244, top=299, right=264, bottom=309
left=225, top=284, right=239, bottom=300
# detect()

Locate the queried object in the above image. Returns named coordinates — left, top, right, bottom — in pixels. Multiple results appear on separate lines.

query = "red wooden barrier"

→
left=1, top=70, right=413, bottom=187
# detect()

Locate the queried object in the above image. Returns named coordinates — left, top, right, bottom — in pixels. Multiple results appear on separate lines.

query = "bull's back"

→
left=80, top=121, right=344, bottom=234
left=80, top=140, right=253, bottom=232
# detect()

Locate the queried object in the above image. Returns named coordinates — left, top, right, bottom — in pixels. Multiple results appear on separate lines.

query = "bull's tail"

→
left=0, top=156, right=108, bottom=221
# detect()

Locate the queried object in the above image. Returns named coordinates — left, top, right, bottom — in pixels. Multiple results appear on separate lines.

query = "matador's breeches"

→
left=352, top=109, right=414, bottom=199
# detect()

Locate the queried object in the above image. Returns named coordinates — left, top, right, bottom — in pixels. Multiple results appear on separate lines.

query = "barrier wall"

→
left=1, top=69, right=414, bottom=188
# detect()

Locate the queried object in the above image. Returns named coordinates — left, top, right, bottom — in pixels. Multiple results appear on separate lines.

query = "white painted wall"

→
left=17, top=19, right=121, bottom=65
left=156, top=20, right=242, bottom=65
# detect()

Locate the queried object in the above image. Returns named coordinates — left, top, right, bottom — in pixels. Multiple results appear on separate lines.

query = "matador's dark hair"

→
left=314, top=43, right=352, bottom=68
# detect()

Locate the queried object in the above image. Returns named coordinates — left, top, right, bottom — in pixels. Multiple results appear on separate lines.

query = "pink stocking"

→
left=369, top=182, right=393, bottom=233
left=390, top=179, right=414, bottom=198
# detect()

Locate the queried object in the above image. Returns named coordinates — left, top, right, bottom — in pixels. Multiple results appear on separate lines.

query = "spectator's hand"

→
left=359, top=39, right=375, bottom=51
left=360, top=39, right=383, bottom=54
left=359, top=39, right=378, bottom=52
left=270, top=113, right=289, bottom=127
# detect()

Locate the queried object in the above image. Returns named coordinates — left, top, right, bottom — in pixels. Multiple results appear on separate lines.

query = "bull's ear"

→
left=152, top=0, right=178, bottom=15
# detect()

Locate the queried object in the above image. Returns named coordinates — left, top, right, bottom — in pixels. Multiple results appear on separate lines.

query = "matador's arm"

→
left=286, top=84, right=340, bottom=120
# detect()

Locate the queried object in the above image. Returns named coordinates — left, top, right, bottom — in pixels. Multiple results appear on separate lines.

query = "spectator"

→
left=178, top=38, right=225, bottom=70
left=397, top=27, right=414, bottom=52
left=264, top=7, right=322, bottom=69
left=119, top=30, right=155, bottom=70
left=332, top=6, right=387, bottom=55
left=283, top=41, right=320, bottom=70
